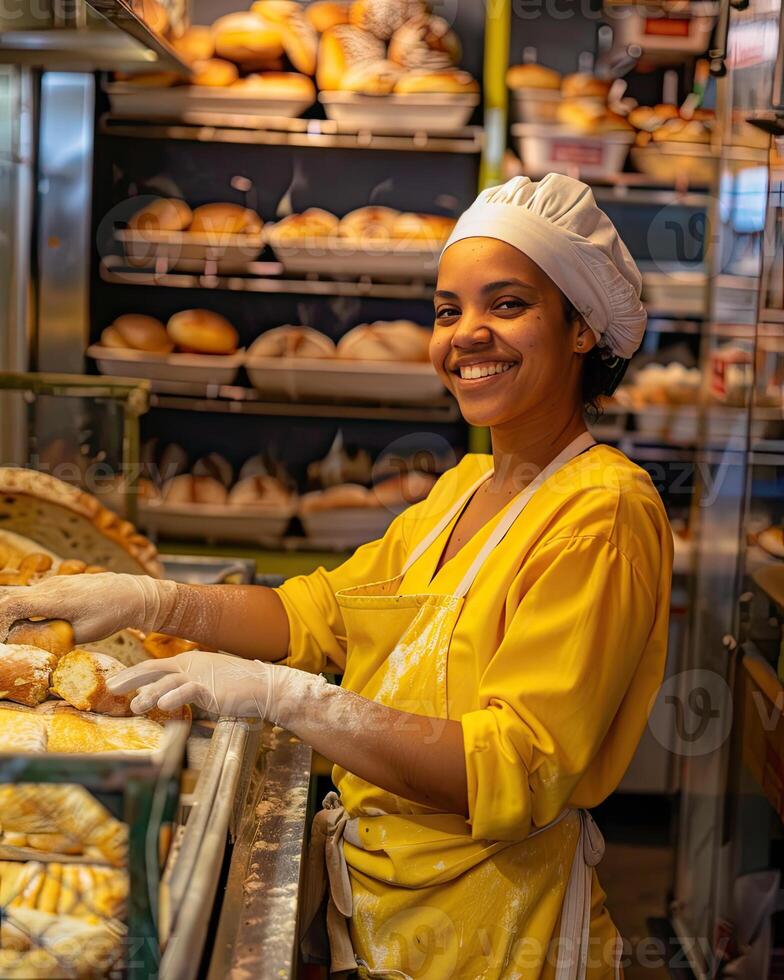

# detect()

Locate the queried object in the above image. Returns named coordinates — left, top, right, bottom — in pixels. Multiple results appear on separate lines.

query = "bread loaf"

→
left=506, top=63, right=561, bottom=90
left=193, top=452, right=233, bottom=487
left=170, top=25, right=215, bottom=63
left=561, top=72, right=611, bottom=100
left=391, top=212, right=455, bottom=243
left=190, top=57, right=239, bottom=87
left=128, top=198, right=192, bottom=234
left=371, top=470, right=436, bottom=507
left=337, top=320, right=431, bottom=361
left=0, top=644, right=58, bottom=706
left=0, top=552, right=53, bottom=585
left=248, top=324, right=336, bottom=358
left=300, top=483, right=371, bottom=512
left=213, top=12, right=285, bottom=69
left=228, top=475, right=293, bottom=508
left=306, top=0, right=351, bottom=32
left=189, top=202, right=262, bottom=235
left=758, top=526, right=784, bottom=559
left=338, top=205, right=397, bottom=241
left=230, top=71, right=316, bottom=100
left=6, top=620, right=75, bottom=657
left=0, top=708, right=47, bottom=751
left=37, top=702, right=168, bottom=754
left=50, top=650, right=132, bottom=716
left=316, top=24, right=384, bottom=90
left=394, top=69, right=479, bottom=94
left=166, top=309, right=239, bottom=355
left=388, top=15, right=460, bottom=70
left=268, top=208, right=339, bottom=240
left=349, top=0, right=426, bottom=40
left=101, top=314, right=174, bottom=354
left=251, top=2, right=319, bottom=74
left=340, top=58, right=402, bottom=94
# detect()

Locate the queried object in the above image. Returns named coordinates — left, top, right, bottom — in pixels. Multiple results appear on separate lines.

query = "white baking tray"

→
left=87, top=344, right=244, bottom=385
left=512, top=123, right=634, bottom=179
left=140, top=501, right=296, bottom=545
left=105, top=81, right=315, bottom=120
left=318, top=92, right=478, bottom=133
left=245, top=356, right=444, bottom=404
left=630, top=142, right=716, bottom=185
left=115, top=228, right=264, bottom=272
left=263, top=229, right=442, bottom=280
left=509, top=88, right=562, bottom=125
left=300, top=506, right=394, bottom=550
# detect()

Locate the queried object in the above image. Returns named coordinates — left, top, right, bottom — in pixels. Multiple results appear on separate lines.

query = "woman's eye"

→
left=435, top=306, right=460, bottom=319
left=494, top=297, right=527, bottom=312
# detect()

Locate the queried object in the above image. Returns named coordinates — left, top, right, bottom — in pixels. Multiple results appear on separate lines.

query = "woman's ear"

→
left=573, top=320, right=597, bottom=354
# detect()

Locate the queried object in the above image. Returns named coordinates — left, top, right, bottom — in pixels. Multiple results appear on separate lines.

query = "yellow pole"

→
left=470, top=0, right=511, bottom=454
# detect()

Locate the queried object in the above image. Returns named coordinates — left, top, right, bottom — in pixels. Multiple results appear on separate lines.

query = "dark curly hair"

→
left=562, top=296, right=622, bottom=422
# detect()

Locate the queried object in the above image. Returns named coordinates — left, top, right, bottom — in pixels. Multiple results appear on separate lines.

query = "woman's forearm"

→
left=161, top=583, right=291, bottom=662
left=276, top=673, right=469, bottom=816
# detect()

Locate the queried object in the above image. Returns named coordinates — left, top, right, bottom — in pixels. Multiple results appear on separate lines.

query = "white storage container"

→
left=244, top=356, right=445, bottom=405
left=300, top=505, right=395, bottom=550
left=511, top=123, right=634, bottom=179
left=630, top=142, right=716, bottom=185
left=318, top=92, right=479, bottom=134
left=104, top=82, right=315, bottom=120
left=140, top=501, right=295, bottom=545
left=87, top=345, right=244, bottom=386
left=509, top=88, right=562, bottom=125
left=115, top=229, right=264, bottom=273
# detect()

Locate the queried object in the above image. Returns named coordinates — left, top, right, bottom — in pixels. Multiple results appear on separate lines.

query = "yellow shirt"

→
left=278, top=444, right=672, bottom=840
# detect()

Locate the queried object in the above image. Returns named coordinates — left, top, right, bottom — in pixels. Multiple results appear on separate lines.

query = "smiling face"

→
left=431, top=237, right=596, bottom=431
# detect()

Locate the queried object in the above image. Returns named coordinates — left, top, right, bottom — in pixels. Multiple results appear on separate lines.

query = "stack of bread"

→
left=312, top=0, right=478, bottom=95
left=128, top=199, right=263, bottom=238
left=116, top=0, right=319, bottom=105
left=248, top=320, right=431, bottom=361
left=146, top=447, right=295, bottom=512
left=268, top=205, right=455, bottom=247
left=628, top=104, right=714, bottom=146
left=99, top=309, right=239, bottom=357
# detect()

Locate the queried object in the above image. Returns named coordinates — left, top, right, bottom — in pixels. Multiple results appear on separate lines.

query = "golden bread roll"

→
left=307, top=438, right=372, bottom=488
left=249, top=324, right=336, bottom=357
left=394, top=69, right=479, bottom=95
left=159, top=441, right=189, bottom=480
left=251, top=2, right=319, bottom=74
left=388, top=14, right=461, bottom=71
left=561, top=72, right=611, bottom=100
left=0, top=552, right=53, bottom=585
left=55, top=559, right=87, bottom=575
left=390, top=212, right=456, bottom=243
left=192, top=475, right=229, bottom=505
left=131, top=0, right=168, bottom=34
left=103, top=313, right=174, bottom=353
left=166, top=309, right=239, bottom=355
left=690, top=107, right=715, bottom=122
left=269, top=207, right=339, bottom=240
left=193, top=452, right=233, bottom=487
left=371, top=470, right=436, bottom=508
left=129, top=197, right=193, bottom=233
left=230, top=71, right=316, bottom=100
left=116, top=69, right=183, bottom=87
left=190, top=57, right=239, bottom=87
left=142, top=632, right=198, bottom=659
left=306, top=0, right=351, bottom=32
left=337, top=320, right=431, bottom=361
left=160, top=473, right=194, bottom=505
left=26, top=834, right=83, bottom=855
left=338, top=205, right=398, bottom=241
left=758, top=526, right=784, bottom=559
left=316, top=23, right=385, bottom=90
left=557, top=100, right=633, bottom=134
left=340, top=58, right=402, bottom=93
left=651, top=117, right=711, bottom=144
left=188, top=202, right=262, bottom=235
left=0, top=709, right=47, bottom=752
left=99, top=325, right=125, bottom=349
left=6, top=620, right=75, bottom=658
left=170, top=25, right=215, bottom=63
left=228, top=475, right=293, bottom=508
left=0, top=645, right=58, bottom=707
left=300, top=483, right=370, bottom=512
left=349, top=0, right=426, bottom=40
left=506, top=63, right=561, bottom=90
left=51, top=649, right=132, bottom=716
left=213, top=12, right=285, bottom=70
left=1, top=832, right=30, bottom=846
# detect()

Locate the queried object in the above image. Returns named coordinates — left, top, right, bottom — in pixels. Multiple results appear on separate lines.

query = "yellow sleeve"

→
left=275, top=497, right=429, bottom=674
left=461, top=527, right=668, bottom=841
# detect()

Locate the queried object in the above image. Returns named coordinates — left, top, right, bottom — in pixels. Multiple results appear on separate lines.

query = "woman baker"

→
left=0, top=174, right=673, bottom=980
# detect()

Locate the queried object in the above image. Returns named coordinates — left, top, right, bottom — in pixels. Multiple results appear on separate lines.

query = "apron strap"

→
left=401, top=469, right=493, bottom=575
left=454, top=432, right=596, bottom=598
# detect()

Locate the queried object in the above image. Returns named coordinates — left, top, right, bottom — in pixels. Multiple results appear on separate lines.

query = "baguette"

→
left=0, top=644, right=58, bottom=706
left=6, top=619, right=75, bottom=657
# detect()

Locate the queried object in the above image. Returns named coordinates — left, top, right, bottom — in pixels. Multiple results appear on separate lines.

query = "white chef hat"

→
left=440, top=174, right=646, bottom=359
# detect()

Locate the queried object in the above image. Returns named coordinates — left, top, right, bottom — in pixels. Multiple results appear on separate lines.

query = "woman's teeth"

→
left=458, top=362, right=515, bottom=380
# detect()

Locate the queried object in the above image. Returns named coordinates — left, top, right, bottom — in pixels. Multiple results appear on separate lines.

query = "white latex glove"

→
left=106, top=651, right=292, bottom=719
left=0, top=573, right=178, bottom=645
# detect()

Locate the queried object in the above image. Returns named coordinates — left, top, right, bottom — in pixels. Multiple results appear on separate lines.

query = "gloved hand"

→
left=106, top=650, right=286, bottom=719
left=0, top=573, right=179, bottom=645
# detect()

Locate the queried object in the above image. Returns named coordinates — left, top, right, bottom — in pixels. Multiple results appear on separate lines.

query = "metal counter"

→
left=208, top=725, right=314, bottom=980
